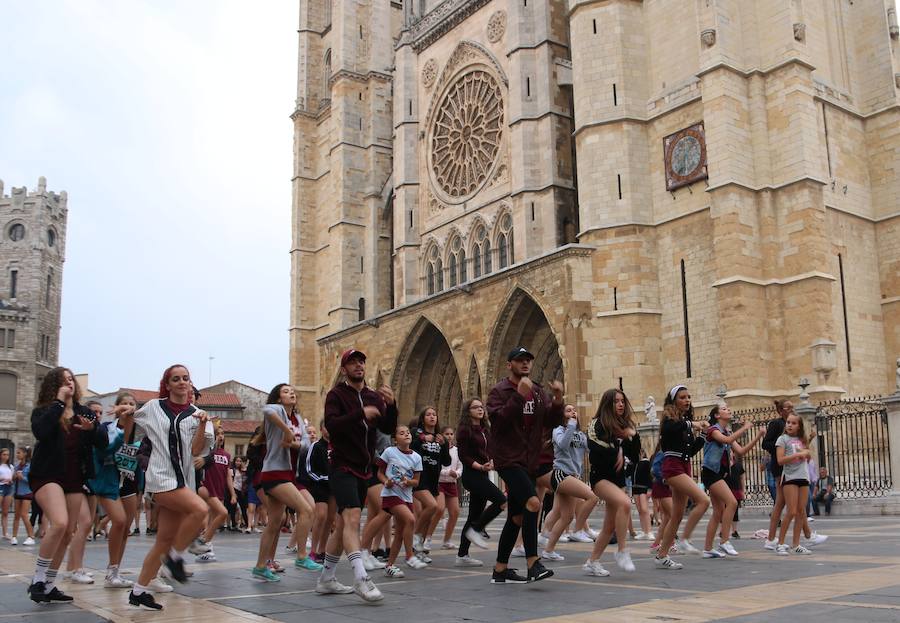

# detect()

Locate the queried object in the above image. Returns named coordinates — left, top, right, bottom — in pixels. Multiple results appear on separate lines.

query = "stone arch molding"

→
left=485, top=286, right=565, bottom=388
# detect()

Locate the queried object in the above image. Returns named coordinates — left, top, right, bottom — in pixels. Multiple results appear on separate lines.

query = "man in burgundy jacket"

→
left=486, top=346, right=564, bottom=584
left=317, top=349, right=397, bottom=603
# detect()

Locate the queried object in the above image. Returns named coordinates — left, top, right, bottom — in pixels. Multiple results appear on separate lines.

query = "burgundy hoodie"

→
left=324, top=381, right=398, bottom=478
left=456, top=423, right=490, bottom=470
left=486, top=377, right=564, bottom=475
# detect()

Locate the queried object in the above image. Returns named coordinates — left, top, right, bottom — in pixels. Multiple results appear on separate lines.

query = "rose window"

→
left=430, top=70, right=504, bottom=202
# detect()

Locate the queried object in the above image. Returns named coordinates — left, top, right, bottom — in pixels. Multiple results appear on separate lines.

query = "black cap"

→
left=507, top=346, right=535, bottom=361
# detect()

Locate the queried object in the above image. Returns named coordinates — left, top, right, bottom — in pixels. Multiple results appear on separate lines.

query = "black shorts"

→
left=590, top=467, right=626, bottom=489
left=549, top=469, right=573, bottom=493
left=536, top=463, right=553, bottom=479
left=414, top=469, right=440, bottom=496
left=299, top=481, right=330, bottom=504
left=701, top=467, right=727, bottom=490
left=782, top=478, right=810, bottom=488
left=330, top=469, right=368, bottom=513
left=119, top=478, right=139, bottom=499
left=498, top=466, right=536, bottom=516
left=631, top=485, right=648, bottom=495
left=367, top=472, right=381, bottom=489
left=260, top=479, right=292, bottom=493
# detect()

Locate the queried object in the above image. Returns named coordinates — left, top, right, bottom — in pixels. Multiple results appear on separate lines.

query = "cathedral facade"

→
left=290, top=0, right=900, bottom=423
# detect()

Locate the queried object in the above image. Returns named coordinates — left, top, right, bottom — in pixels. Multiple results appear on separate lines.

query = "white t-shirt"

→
left=377, top=446, right=422, bottom=503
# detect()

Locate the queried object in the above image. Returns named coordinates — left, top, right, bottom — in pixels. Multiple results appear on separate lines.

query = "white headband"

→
left=669, top=385, right=687, bottom=401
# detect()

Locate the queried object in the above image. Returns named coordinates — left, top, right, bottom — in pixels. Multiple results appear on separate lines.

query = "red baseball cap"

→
left=340, top=349, right=367, bottom=367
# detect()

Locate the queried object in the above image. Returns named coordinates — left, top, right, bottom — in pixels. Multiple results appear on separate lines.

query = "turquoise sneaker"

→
left=251, top=566, right=281, bottom=582
left=295, top=557, right=324, bottom=571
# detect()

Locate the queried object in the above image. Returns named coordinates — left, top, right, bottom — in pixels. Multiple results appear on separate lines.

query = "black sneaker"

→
left=527, top=560, right=554, bottom=583
left=131, top=528, right=141, bottom=536
left=490, top=568, right=528, bottom=584
left=610, top=534, right=618, bottom=545
left=45, top=587, right=74, bottom=602
left=129, top=590, right=163, bottom=610
left=732, top=531, right=741, bottom=539
left=162, top=555, right=187, bottom=583
left=480, top=530, right=490, bottom=540
left=27, top=581, right=49, bottom=603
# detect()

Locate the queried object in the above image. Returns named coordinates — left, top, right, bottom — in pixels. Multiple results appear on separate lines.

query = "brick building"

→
left=0, top=178, right=66, bottom=452
left=291, top=1, right=900, bottom=423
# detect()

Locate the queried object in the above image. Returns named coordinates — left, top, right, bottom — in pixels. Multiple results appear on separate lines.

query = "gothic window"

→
left=497, top=212, right=513, bottom=269
left=9, top=270, right=17, bottom=299
left=471, top=224, right=492, bottom=278
left=358, top=297, right=366, bottom=321
left=425, top=245, right=443, bottom=295
left=47, top=228, right=56, bottom=247
left=322, top=49, right=332, bottom=104
left=45, top=268, right=53, bottom=309
left=7, top=224, right=24, bottom=242
left=447, top=236, right=466, bottom=287
left=0, top=373, right=16, bottom=410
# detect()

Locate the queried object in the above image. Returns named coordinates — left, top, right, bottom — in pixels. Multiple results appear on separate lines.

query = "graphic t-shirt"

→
left=776, top=434, right=808, bottom=482
left=203, top=448, right=231, bottom=499
left=377, top=446, right=422, bottom=503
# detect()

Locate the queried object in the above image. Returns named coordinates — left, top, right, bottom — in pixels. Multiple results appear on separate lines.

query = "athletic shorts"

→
left=590, top=467, right=626, bottom=489
left=549, top=469, right=574, bottom=493
left=632, top=485, right=648, bottom=496
left=119, top=477, right=139, bottom=499
left=14, top=493, right=32, bottom=501
left=536, top=463, right=553, bottom=479
left=651, top=481, right=672, bottom=499
left=330, top=469, right=368, bottom=513
left=782, top=478, right=809, bottom=488
left=29, top=478, right=85, bottom=495
left=414, top=470, right=440, bottom=496
left=260, top=479, right=292, bottom=493
left=701, top=467, right=727, bottom=490
left=381, top=495, right=413, bottom=514
left=661, top=457, right=691, bottom=480
left=438, top=482, right=458, bottom=498
left=498, top=466, right=536, bottom=516
left=367, top=473, right=381, bottom=489
left=307, top=482, right=330, bottom=504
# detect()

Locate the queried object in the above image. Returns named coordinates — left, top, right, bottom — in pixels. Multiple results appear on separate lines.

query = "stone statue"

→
left=895, top=357, right=900, bottom=393
left=645, top=395, right=657, bottom=424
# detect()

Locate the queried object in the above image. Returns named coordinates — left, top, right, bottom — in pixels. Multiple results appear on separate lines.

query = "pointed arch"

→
left=445, top=230, right=467, bottom=287
left=465, top=355, right=483, bottom=400
left=468, top=217, right=492, bottom=279
left=422, top=239, right=444, bottom=295
left=391, top=317, right=463, bottom=425
left=486, top=288, right=564, bottom=388
left=493, top=208, right=514, bottom=269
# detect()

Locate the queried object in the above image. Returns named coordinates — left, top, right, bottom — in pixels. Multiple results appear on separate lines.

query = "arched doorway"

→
left=392, top=318, right=463, bottom=425
left=487, top=289, right=564, bottom=387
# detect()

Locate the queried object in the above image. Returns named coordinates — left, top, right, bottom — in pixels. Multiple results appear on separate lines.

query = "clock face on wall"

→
left=664, top=124, right=708, bottom=191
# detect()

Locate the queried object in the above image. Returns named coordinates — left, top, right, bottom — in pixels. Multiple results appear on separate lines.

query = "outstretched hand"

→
left=377, top=386, right=395, bottom=406
left=548, top=380, right=565, bottom=403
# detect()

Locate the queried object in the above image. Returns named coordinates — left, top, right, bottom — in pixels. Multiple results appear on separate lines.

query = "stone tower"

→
left=0, top=177, right=67, bottom=450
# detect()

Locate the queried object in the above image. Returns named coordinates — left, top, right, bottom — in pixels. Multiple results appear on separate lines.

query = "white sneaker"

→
left=71, top=569, right=94, bottom=584
left=510, top=545, right=526, bottom=558
left=676, top=539, right=699, bottom=554
left=405, top=556, right=428, bottom=570
left=454, top=555, right=484, bottom=567
left=353, top=578, right=383, bottom=602
left=188, top=539, right=211, bottom=555
left=315, top=577, right=354, bottom=594
left=104, top=574, right=134, bottom=588
left=412, top=534, right=424, bottom=552
left=558, top=533, right=571, bottom=543
left=362, top=550, right=385, bottom=570
left=582, top=560, right=610, bottom=577
left=646, top=531, right=656, bottom=541
left=195, top=551, right=217, bottom=563
left=655, top=556, right=683, bottom=570
left=807, top=515, right=815, bottom=522
left=764, top=539, right=778, bottom=551
left=9, top=537, right=16, bottom=546
left=702, top=549, right=725, bottom=559
left=464, top=527, right=489, bottom=550
left=22, top=537, right=35, bottom=546
left=423, top=537, right=432, bottom=551
left=442, top=541, right=456, bottom=549
left=416, top=551, right=432, bottom=564
left=285, top=544, right=298, bottom=553
left=717, top=541, right=739, bottom=557
left=586, top=527, right=600, bottom=539
left=147, top=577, right=174, bottom=593
left=776, top=543, right=790, bottom=556
left=633, top=531, right=647, bottom=541
left=569, top=530, right=595, bottom=543
left=384, top=564, right=405, bottom=578
left=540, top=550, right=565, bottom=561
left=537, top=533, right=549, bottom=547
left=793, top=545, right=813, bottom=555
left=804, top=532, right=828, bottom=547
left=615, top=550, right=636, bottom=572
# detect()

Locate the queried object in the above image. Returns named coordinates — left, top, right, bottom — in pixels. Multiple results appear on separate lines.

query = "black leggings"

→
left=458, top=470, right=506, bottom=557
left=496, top=467, right=538, bottom=565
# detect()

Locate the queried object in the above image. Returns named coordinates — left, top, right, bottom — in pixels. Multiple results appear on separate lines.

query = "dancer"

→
left=653, top=385, right=708, bottom=570
left=118, top=364, right=214, bottom=610
left=584, top=390, right=639, bottom=576
left=111, top=392, right=143, bottom=584
left=433, top=425, right=462, bottom=549
left=775, top=413, right=813, bottom=555
left=486, top=346, right=563, bottom=584
left=317, top=349, right=397, bottom=603
left=197, top=427, right=237, bottom=563
left=411, top=406, right=450, bottom=557
left=27, top=367, right=109, bottom=604
left=86, top=401, right=133, bottom=587
left=11, top=446, right=35, bottom=545
left=648, top=444, right=673, bottom=555
left=699, top=403, right=764, bottom=558
left=297, top=423, right=334, bottom=563
left=0, top=447, right=11, bottom=541
left=540, top=404, right=597, bottom=562
left=455, top=398, right=505, bottom=567
left=252, top=383, right=318, bottom=580
left=369, top=425, right=423, bottom=578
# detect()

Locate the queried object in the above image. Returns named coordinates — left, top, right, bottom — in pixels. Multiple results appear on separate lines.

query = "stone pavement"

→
left=1, top=514, right=900, bottom=622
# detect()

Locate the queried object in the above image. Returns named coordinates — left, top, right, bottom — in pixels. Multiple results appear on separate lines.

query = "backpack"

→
left=651, top=452, right=664, bottom=482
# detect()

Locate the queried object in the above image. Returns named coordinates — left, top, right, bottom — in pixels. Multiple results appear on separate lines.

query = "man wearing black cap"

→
left=486, top=346, right=564, bottom=584
left=317, top=349, right=397, bottom=603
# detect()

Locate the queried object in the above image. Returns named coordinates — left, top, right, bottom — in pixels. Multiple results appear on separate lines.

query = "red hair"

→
left=158, top=364, right=190, bottom=399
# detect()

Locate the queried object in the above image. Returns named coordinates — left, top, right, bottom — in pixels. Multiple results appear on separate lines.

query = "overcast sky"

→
left=0, top=1, right=298, bottom=393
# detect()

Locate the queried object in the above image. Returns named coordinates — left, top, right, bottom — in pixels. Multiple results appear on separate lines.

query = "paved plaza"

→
left=1, top=513, right=899, bottom=623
